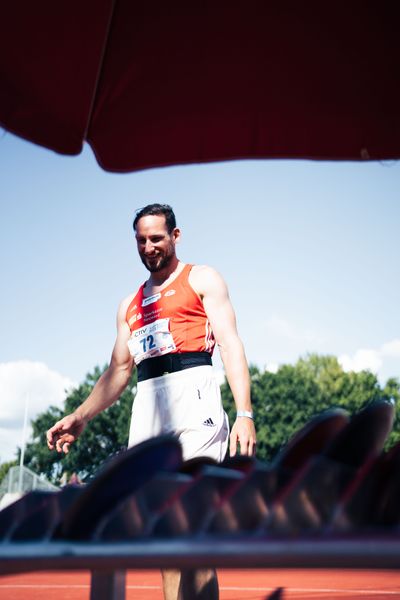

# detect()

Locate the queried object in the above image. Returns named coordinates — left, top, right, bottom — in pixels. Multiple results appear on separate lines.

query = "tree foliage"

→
left=22, top=365, right=136, bottom=484
left=11, top=354, right=399, bottom=484
left=0, top=460, right=17, bottom=486
left=221, top=354, right=400, bottom=462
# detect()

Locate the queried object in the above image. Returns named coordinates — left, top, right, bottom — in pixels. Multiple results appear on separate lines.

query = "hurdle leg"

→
left=90, top=569, right=126, bottom=600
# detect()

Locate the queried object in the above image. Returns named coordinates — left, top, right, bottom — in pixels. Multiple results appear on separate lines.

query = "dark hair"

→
left=133, top=203, right=176, bottom=233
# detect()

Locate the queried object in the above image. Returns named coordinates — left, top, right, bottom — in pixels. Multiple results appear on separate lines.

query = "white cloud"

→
left=0, top=361, right=75, bottom=462
left=381, top=339, right=400, bottom=358
left=261, top=316, right=399, bottom=382
left=265, top=314, right=323, bottom=344
left=338, top=339, right=400, bottom=380
left=338, top=349, right=383, bottom=374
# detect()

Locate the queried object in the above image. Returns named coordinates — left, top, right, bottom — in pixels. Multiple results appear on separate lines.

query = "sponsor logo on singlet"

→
left=142, top=293, right=161, bottom=307
left=164, top=289, right=176, bottom=297
left=128, top=312, right=142, bottom=326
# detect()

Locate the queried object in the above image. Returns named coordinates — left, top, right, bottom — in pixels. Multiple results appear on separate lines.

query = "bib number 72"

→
left=127, top=318, right=176, bottom=363
left=140, top=334, right=156, bottom=353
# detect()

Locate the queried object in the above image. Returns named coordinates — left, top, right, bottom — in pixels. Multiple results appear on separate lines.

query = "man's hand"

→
left=46, top=413, right=87, bottom=454
left=229, top=417, right=257, bottom=457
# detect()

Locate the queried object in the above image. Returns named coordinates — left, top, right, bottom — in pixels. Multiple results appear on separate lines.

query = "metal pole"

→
left=18, top=393, right=29, bottom=494
left=90, top=570, right=126, bottom=600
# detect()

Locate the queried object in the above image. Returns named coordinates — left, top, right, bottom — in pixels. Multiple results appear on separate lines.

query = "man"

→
left=47, top=203, right=256, bottom=599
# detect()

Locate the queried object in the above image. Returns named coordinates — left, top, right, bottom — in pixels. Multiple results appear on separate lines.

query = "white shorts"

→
left=128, top=365, right=229, bottom=462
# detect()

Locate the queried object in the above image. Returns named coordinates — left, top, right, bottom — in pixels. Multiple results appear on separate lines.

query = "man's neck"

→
left=146, top=257, right=181, bottom=288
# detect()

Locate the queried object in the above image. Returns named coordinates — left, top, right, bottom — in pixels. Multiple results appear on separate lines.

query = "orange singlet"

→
left=126, top=264, right=215, bottom=365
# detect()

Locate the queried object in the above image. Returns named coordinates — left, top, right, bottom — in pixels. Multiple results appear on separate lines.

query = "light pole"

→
left=18, top=393, right=29, bottom=494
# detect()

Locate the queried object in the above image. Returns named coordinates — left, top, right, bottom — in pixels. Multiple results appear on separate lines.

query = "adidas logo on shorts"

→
left=202, top=417, right=216, bottom=427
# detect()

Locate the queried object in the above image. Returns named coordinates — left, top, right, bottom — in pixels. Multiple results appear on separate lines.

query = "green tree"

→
left=23, top=365, right=136, bottom=484
left=0, top=460, right=17, bottom=486
left=221, top=354, right=400, bottom=462
left=382, top=377, right=400, bottom=448
left=22, top=353, right=400, bottom=482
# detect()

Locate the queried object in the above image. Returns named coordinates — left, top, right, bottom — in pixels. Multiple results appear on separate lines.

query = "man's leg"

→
left=162, top=569, right=180, bottom=600
left=161, top=368, right=226, bottom=600
left=162, top=568, right=219, bottom=600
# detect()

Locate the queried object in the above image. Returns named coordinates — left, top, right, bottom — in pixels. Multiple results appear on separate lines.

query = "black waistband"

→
left=137, top=352, right=212, bottom=382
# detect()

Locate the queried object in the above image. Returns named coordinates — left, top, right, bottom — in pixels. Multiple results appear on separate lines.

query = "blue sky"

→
left=1, top=131, right=399, bottom=461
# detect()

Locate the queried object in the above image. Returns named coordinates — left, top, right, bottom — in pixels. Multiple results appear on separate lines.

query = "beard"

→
left=140, top=246, right=175, bottom=272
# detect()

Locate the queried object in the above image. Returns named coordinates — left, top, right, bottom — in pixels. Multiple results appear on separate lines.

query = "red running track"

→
left=0, top=569, right=399, bottom=600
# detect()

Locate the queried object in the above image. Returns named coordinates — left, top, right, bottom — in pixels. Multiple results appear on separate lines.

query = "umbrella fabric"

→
left=1, top=1, right=400, bottom=172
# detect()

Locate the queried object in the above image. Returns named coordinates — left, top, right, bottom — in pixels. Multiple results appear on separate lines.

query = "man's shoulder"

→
left=191, top=264, right=218, bottom=277
left=189, top=264, right=226, bottom=294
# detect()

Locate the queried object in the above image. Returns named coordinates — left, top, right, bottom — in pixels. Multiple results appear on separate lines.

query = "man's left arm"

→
left=190, top=265, right=256, bottom=457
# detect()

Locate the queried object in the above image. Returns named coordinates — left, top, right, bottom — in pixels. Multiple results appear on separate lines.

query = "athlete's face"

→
left=135, top=215, right=180, bottom=272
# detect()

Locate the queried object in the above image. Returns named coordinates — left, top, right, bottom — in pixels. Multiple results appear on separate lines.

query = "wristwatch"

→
left=236, top=410, right=254, bottom=419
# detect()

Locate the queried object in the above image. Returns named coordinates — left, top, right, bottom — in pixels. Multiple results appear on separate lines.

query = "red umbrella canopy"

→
left=1, top=1, right=400, bottom=172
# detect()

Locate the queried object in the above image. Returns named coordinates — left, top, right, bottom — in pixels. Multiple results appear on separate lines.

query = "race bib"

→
left=127, top=318, right=176, bottom=364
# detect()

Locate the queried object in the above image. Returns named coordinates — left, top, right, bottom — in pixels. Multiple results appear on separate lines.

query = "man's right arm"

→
left=46, top=297, right=135, bottom=454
